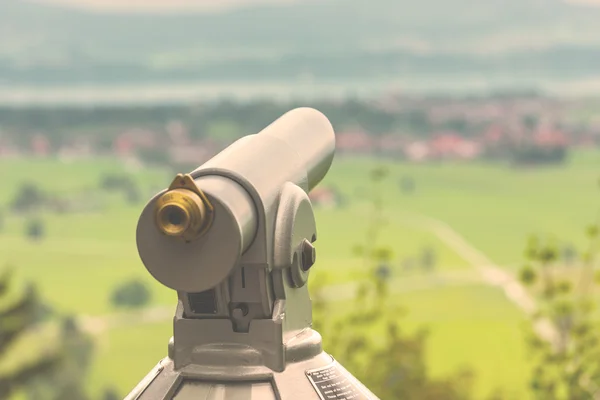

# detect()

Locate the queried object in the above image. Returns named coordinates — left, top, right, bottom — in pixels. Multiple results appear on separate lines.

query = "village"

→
left=0, top=95, right=598, bottom=166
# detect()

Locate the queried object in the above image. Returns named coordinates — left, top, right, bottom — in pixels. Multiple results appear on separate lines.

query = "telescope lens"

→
left=158, top=204, right=191, bottom=236
left=166, top=206, right=185, bottom=226
left=154, top=184, right=211, bottom=241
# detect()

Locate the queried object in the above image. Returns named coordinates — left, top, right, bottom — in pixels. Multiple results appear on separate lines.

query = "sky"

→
left=31, top=0, right=300, bottom=13
left=29, top=0, right=600, bottom=13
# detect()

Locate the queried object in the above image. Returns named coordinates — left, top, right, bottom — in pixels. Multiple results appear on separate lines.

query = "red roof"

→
left=533, top=130, right=569, bottom=147
left=484, top=125, right=504, bottom=142
left=336, top=131, right=375, bottom=152
left=31, top=135, right=50, bottom=156
left=430, top=133, right=464, bottom=154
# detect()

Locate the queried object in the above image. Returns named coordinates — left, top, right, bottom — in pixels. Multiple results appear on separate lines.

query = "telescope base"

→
left=126, top=352, right=379, bottom=400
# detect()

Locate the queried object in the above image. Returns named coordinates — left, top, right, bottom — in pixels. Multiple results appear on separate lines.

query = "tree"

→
left=124, top=184, right=142, bottom=205
left=11, top=182, right=46, bottom=214
left=111, top=279, right=152, bottom=309
left=205, top=120, right=242, bottom=144
left=24, top=316, right=95, bottom=400
left=510, top=145, right=568, bottom=166
left=523, top=115, right=539, bottom=130
left=100, top=173, right=143, bottom=205
left=102, top=386, right=121, bottom=400
left=399, top=176, right=416, bottom=195
left=375, top=263, right=392, bottom=281
left=26, top=218, right=45, bottom=242
left=420, top=247, right=437, bottom=272
left=562, top=244, right=577, bottom=266
left=137, top=148, right=170, bottom=167
left=99, top=173, right=134, bottom=192
left=518, top=210, right=600, bottom=399
left=311, top=165, right=475, bottom=399
left=0, top=269, right=60, bottom=399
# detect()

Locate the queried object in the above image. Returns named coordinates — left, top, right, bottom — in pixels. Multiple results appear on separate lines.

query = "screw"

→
left=301, top=239, right=316, bottom=271
left=232, top=303, right=249, bottom=319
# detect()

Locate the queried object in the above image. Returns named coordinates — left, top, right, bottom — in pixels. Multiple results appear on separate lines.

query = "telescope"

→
left=126, top=108, right=380, bottom=400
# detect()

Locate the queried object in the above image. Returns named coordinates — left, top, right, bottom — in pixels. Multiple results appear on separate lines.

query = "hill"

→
left=3, top=0, right=600, bottom=92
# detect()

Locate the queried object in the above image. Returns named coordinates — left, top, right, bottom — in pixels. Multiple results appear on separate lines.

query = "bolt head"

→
left=301, top=239, right=316, bottom=271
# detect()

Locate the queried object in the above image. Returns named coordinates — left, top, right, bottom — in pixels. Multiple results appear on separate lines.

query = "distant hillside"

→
left=2, top=0, right=600, bottom=90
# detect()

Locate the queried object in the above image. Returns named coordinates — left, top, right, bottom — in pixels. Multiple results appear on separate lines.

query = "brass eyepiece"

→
left=154, top=174, right=213, bottom=241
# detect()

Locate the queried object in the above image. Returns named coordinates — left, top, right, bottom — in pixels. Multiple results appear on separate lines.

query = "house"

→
left=377, top=134, right=407, bottom=156
left=0, top=143, right=21, bottom=158
left=532, top=129, right=569, bottom=148
left=114, top=136, right=134, bottom=157
left=0, top=134, right=20, bottom=158
left=168, top=142, right=216, bottom=166
left=336, top=130, right=375, bottom=154
left=166, top=120, right=190, bottom=145
left=404, top=141, right=431, bottom=162
left=58, top=143, right=93, bottom=161
left=483, top=124, right=505, bottom=144
left=309, top=187, right=339, bottom=209
left=572, top=134, right=598, bottom=149
left=113, top=128, right=160, bottom=157
left=429, top=133, right=482, bottom=160
left=31, top=134, right=50, bottom=156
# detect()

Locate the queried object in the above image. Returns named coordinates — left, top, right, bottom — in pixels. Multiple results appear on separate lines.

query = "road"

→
left=400, top=212, right=558, bottom=345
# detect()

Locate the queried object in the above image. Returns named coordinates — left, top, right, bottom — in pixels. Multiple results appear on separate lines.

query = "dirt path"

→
left=400, top=212, right=557, bottom=344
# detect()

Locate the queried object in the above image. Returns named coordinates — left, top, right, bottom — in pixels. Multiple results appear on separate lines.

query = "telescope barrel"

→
left=258, top=107, right=336, bottom=191
left=191, top=107, right=335, bottom=193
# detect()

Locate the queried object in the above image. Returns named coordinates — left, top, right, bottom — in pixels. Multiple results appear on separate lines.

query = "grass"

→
left=324, top=153, right=600, bottom=267
left=1, top=152, right=598, bottom=398
left=87, top=321, right=172, bottom=397
left=397, top=284, right=530, bottom=399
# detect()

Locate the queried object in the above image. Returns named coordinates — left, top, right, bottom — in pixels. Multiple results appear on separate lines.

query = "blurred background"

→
left=1, top=0, right=600, bottom=399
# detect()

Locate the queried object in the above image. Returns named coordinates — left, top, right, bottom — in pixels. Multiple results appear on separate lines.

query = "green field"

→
left=1, top=152, right=599, bottom=398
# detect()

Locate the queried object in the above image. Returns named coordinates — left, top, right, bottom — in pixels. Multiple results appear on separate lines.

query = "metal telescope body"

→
left=127, top=108, right=380, bottom=400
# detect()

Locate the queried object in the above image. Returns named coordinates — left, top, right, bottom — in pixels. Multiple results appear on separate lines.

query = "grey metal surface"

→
left=128, top=108, right=380, bottom=400
left=172, top=380, right=276, bottom=400
left=191, top=107, right=335, bottom=192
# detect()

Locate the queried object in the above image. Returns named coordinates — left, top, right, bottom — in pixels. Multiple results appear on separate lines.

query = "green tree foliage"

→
left=101, top=386, right=121, bottom=400
left=311, top=165, right=475, bottom=399
left=0, top=270, right=60, bottom=399
left=111, top=280, right=152, bottom=309
left=205, top=120, right=242, bottom=143
left=124, top=185, right=142, bottom=205
left=399, top=175, right=416, bottom=195
left=11, top=183, right=46, bottom=214
left=137, top=148, right=171, bottom=167
left=510, top=145, right=568, bottom=166
left=99, top=173, right=135, bottom=192
left=100, top=173, right=142, bottom=204
left=523, top=115, right=539, bottom=130
left=518, top=212, right=600, bottom=399
left=25, top=218, right=45, bottom=242
left=562, top=243, right=577, bottom=266
left=24, top=317, right=95, bottom=400
left=420, top=247, right=437, bottom=272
